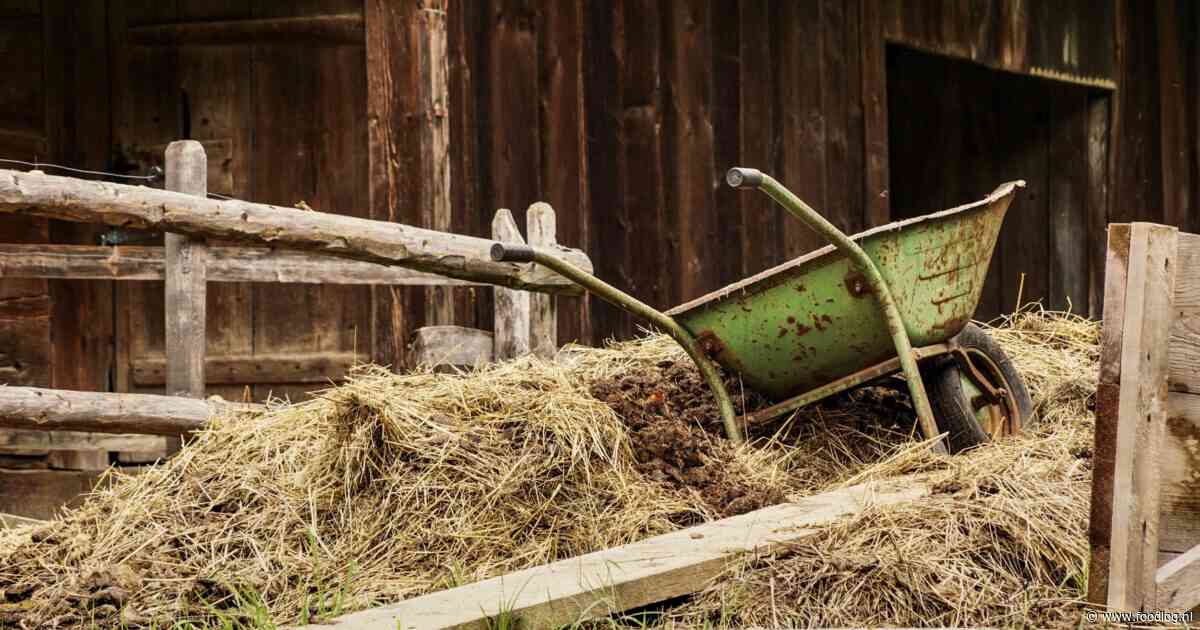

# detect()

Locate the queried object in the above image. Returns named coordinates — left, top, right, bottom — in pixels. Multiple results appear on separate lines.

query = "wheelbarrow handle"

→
left=727, top=165, right=947, bottom=454
left=487, top=237, right=745, bottom=444
left=490, top=242, right=537, bottom=263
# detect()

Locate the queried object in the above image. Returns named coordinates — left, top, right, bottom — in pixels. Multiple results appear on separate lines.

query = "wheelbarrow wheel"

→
left=922, top=323, right=1033, bottom=454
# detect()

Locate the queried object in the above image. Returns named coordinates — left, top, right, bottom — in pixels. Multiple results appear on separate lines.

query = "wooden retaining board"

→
left=1090, top=223, right=1200, bottom=612
left=290, top=479, right=930, bottom=630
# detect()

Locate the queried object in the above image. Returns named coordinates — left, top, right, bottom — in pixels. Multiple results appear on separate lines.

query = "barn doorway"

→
left=886, top=46, right=1103, bottom=320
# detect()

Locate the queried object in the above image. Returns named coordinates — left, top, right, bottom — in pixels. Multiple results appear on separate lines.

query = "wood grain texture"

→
left=536, top=0, right=590, bottom=345
left=0, top=244, right=494, bottom=286
left=164, top=140, right=208, bottom=402
left=289, top=478, right=931, bottom=630
left=491, top=209, right=531, bottom=360
left=129, top=13, right=363, bottom=46
left=1047, top=86, right=1090, bottom=312
left=525, top=203, right=557, bottom=357
left=0, top=468, right=103, bottom=520
left=1088, top=96, right=1112, bottom=318
left=0, top=428, right=165, bottom=453
left=132, top=352, right=356, bottom=386
left=1157, top=542, right=1200, bottom=611
left=0, top=386, right=243, bottom=436
left=1163, top=392, right=1200, bottom=553
left=0, top=169, right=592, bottom=292
left=409, top=325, right=493, bottom=371
left=1169, top=232, right=1200, bottom=395
left=1103, top=222, right=1178, bottom=611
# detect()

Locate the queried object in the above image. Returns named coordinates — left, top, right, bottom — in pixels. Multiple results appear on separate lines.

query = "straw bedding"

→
left=0, top=311, right=1099, bottom=628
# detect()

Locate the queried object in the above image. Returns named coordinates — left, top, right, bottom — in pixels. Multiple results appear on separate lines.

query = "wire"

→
left=207, top=191, right=234, bottom=200
left=0, top=158, right=161, bottom=181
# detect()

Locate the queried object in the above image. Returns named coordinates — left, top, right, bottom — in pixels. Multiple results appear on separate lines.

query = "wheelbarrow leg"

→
left=727, top=168, right=947, bottom=454
left=490, top=243, right=745, bottom=444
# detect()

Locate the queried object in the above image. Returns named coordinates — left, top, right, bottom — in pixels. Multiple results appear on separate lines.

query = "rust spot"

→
left=845, top=271, right=870, bottom=297
left=777, top=327, right=789, bottom=338
left=795, top=284, right=807, bottom=293
left=812, top=313, right=826, bottom=331
left=795, top=323, right=812, bottom=336
left=787, top=316, right=796, bottom=323
left=697, top=330, right=726, bottom=357
left=931, top=314, right=969, bottom=335
left=821, top=314, right=832, bottom=324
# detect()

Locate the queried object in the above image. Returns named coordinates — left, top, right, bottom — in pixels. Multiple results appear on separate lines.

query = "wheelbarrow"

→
left=491, top=168, right=1033, bottom=454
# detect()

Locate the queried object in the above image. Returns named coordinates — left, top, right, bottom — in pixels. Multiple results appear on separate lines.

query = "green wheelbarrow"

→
left=491, top=168, right=1033, bottom=454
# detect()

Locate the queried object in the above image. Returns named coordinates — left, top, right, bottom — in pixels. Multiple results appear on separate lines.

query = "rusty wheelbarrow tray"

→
left=491, top=168, right=1031, bottom=454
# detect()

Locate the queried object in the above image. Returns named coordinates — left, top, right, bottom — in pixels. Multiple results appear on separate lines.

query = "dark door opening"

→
left=887, top=46, right=1100, bottom=320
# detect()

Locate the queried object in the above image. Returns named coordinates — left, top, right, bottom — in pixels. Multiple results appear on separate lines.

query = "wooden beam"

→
left=0, top=244, right=493, bottom=287
left=131, top=352, right=356, bottom=386
left=1157, top=543, right=1200, bottom=611
left=0, top=428, right=165, bottom=453
left=526, top=203, right=557, bottom=357
left=128, top=13, right=363, bottom=46
left=1101, top=222, right=1178, bottom=612
left=289, top=479, right=931, bottom=630
left=164, top=141, right=207, bottom=454
left=0, top=386, right=248, bottom=436
left=0, top=169, right=593, bottom=293
left=491, top=209, right=531, bottom=360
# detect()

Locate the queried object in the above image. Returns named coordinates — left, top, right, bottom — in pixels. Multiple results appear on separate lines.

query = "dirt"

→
left=590, top=360, right=784, bottom=520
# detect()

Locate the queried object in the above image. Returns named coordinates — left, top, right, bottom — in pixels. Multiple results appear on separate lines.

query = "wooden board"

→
left=131, top=352, right=356, bottom=386
left=289, top=478, right=931, bottom=630
left=0, top=468, right=104, bottom=520
left=1169, top=232, right=1200, bottom=395
left=1162, top=392, right=1200, bottom=553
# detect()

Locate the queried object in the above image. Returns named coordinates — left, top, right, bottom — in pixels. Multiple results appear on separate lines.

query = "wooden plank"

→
left=536, top=0, right=590, bottom=345
left=999, top=76, right=1050, bottom=312
left=128, top=13, right=363, bottom=46
left=131, top=351, right=356, bottom=386
left=620, top=0, right=667, bottom=318
left=1157, top=0, right=1190, bottom=232
left=525, top=204, right=557, bottom=357
left=164, top=140, right=208, bottom=401
left=582, top=0, right=629, bottom=341
left=447, top=0, right=485, bottom=335
left=164, top=141, right=207, bottom=454
left=0, top=169, right=593, bottom=291
left=738, top=0, right=780, bottom=272
left=1089, top=223, right=1131, bottom=606
left=1088, top=96, right=1112, bottom=318
left=0, top=511, right=42, bottom=529
left=0, top=386, right=243, bottom=436
left=0, top=293, right=51, bottom=386
left=409, top=325, right=493, bottom=372
left=1162, top=391, right=1200, bottom=553
left=0, top=244, right=492, bottom=286
left=1104, top=223, right=1178, bottom=611
left=491, top=209, right=530, bottom=360
left=1157, top=543, right=1200, bottom=611
left=46, top=450, right=109, bottom=471
left=661, top=0, right=716, bottom=302
left=1170, top=232, right=1200, bottom=394
left=776, top=0, right=827, bottom=258
left=0, top=429, right=165, bottom=453
left=820, top=0, right=857, bottom=236
left=1047, top=85, right=1090, bottom=312
left=416, top=0, right=454, bottom=327
left=290, top=478, right=931, bottom=630
left=710, top=0, right=741, bottom=287
left=0, top=468, right=104, bottom=520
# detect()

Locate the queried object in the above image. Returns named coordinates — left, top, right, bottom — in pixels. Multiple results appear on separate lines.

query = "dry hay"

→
left=669, top=308, right=1101, bottom=629
left=0, top=310, right=1100, bottom=628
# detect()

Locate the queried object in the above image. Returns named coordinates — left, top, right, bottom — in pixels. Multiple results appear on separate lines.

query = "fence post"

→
left=526, top=203, right=558, bottom=357
left=492, top=209, right=530, bottom=359
left=163, top=140, right=208, bottom=453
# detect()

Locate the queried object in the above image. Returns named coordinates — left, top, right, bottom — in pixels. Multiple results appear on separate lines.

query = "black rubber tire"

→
left=922, top=323, right=1034, bottom=454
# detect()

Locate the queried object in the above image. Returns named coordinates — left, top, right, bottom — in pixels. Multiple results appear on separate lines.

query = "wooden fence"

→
left=1089, top=222, right=1200, bottom=612
left=0, top=140, right=591, bottom=515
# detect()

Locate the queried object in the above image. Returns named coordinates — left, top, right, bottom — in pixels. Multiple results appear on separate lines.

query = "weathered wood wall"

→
left=0, top=0, right=1195, bottom=394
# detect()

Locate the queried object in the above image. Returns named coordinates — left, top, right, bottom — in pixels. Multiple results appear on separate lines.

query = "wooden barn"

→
left=0, top=0, right=1195, bottom=517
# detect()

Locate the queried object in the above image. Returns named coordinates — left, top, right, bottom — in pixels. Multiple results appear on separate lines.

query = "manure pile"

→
left=0, top=311, right=1100, bottom=629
